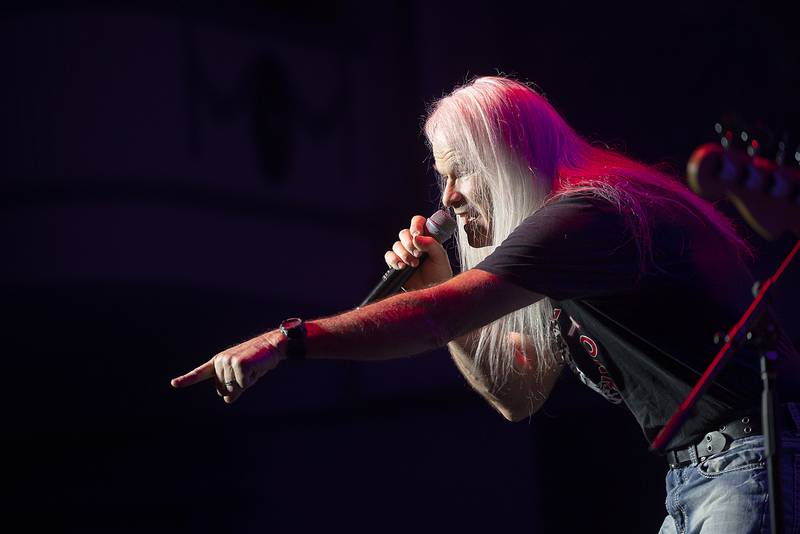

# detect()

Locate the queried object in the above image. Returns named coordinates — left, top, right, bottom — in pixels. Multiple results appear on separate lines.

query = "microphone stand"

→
left=650, top=238, right=800, bottom=534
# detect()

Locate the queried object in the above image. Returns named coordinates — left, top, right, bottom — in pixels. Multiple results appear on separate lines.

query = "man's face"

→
left=432, top=140, right=492, bottom=248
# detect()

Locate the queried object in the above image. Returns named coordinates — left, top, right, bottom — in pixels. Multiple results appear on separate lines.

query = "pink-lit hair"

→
left=424, top=76, right=748, bottom=396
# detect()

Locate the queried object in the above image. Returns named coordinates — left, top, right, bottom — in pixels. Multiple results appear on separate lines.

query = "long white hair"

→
left=423, top=76, right=747, bottom=392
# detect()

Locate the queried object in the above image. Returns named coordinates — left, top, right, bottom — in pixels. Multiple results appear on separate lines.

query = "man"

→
left=172, top=76, right=799, bottom=533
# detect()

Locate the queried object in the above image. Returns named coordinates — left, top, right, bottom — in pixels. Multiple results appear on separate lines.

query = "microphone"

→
left=359, top=210, right=457, bottom=307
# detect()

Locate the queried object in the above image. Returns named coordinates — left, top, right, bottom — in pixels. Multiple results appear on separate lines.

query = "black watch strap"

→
left=279, top=317, right=306, bottom=360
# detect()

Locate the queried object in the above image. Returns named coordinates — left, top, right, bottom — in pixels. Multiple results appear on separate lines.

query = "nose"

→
left=442, top=178, right=465, bottom=209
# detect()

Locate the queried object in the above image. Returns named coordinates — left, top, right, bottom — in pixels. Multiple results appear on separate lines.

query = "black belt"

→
left=665, top=414, right=761, bottom=469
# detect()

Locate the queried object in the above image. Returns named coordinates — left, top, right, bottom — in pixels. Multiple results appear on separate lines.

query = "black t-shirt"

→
left=475, top=195, right=800, bottom=450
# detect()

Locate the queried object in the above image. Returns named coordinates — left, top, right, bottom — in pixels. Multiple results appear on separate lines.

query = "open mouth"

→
left=453, top=207, right=491, bottom=246
left=454, top=209, right=480, bottom=224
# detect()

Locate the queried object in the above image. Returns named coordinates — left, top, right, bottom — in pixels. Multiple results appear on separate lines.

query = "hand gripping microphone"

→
left=359, top=210, right=457, bottom=307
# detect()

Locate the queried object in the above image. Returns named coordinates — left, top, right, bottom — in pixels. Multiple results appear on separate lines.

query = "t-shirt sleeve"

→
left=474, top=196, right=642, bottom=300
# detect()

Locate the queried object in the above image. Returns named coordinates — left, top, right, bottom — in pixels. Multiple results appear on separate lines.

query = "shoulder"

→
left=475, top=193, right=642, bottom=300
left=533, top=193, right=622, bottom=222
left=511, top=193, right=629, bottom=248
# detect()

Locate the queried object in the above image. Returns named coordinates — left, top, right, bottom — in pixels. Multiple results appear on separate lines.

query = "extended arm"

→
left=302, top=269, right=536, bottom=360
left=171, top=268, right=542, bottom=402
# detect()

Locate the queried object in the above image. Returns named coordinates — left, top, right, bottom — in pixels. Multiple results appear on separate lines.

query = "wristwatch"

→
left=279, top=317, right=307, bottom=360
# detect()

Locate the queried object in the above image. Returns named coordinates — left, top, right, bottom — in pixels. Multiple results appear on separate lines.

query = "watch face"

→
left=280, top=318, right=306, bottom=359
left=282, top=318, right=303, bottom=330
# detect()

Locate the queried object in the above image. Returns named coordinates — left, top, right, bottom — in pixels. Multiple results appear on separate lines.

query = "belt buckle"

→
left=699, top=430, right=729, bottom=459
left=667, top=449, right=679, bottom=469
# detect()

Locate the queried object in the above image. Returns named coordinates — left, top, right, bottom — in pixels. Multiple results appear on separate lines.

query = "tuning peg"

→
left=714, top=121, right=731, bottom=148
left=713, top=331, right=730, bottom=345
left=714, top=113, right=748, bottom=150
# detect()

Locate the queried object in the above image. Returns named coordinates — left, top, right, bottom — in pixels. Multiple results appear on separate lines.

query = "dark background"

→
left=2, top=2, right=798, bottom=532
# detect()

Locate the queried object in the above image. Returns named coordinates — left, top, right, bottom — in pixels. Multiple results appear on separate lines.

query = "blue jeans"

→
left=659, top=405, right=800, bottom=534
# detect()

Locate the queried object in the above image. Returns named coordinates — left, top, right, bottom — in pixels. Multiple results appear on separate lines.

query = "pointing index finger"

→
left=171, top=359, right=215, bottom=388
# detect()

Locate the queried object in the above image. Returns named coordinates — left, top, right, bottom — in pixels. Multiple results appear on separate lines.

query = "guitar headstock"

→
left=687, top=117, right=800, bottom=240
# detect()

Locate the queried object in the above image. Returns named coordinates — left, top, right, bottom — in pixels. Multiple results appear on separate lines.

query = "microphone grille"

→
left=425, top=210, right=457, bottom=243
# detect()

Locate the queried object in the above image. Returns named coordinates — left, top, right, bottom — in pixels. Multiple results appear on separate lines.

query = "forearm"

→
left=171, top=287, right=453, bottom=402
left=170, top=269, right=542, bottom=404
left=300, top=284, right=457, bottom=361
left=293, top=269, right=529, bottom=363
